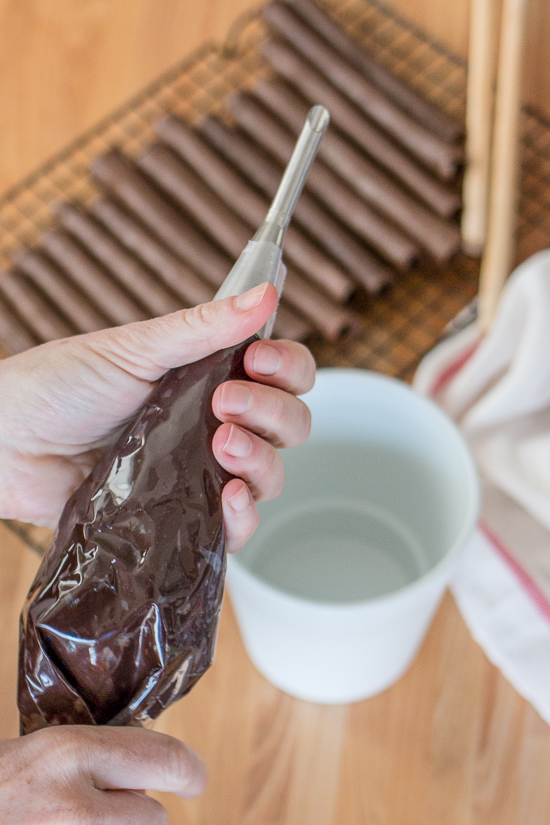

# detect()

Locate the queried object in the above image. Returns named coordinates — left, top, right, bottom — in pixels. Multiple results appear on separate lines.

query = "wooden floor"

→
left=1, top=1, right=550, bottom=823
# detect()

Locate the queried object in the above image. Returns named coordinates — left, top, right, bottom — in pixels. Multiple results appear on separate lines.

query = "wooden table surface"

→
left=1, top=1, right=550, bottom=823
left=3, top=522, right=550, bottom=824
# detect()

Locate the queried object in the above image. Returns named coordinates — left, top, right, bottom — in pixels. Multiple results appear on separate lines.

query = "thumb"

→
left=80, top=726, right=208, bottom=798
left=87, top=282, right=278, bottom=381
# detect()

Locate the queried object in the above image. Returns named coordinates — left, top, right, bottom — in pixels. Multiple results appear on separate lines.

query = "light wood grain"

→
left=0, top=0, right=261, bottom=193
left=1, top=0, right=550, bottom=195
left=390, top=0, right=549, bottom=125
left=3, top=519, right=550, bottom=824
left=0, top=524, right=41, bottom=741
left=478, top=0, right=528, bottom=331
left=461, top=0, right=498, bottom=254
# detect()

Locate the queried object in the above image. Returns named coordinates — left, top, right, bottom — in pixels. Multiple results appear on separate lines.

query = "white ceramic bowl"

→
left=227, top=368, right=479, bottom=704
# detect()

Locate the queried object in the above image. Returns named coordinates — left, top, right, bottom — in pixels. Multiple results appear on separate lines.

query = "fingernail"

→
left=253, top=341, right=282, bottom=376
left=235, top=282, right=268, bottom=311
left=227, top=484, right=252, bottom=512
left=220, top=382, right=252, bottom=415
left=222, top=425, right=253, bottom=458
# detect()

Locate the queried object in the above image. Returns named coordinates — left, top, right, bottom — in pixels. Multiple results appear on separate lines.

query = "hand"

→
left=0, top=283, right=315, bottom=550
left=0, top=725, right=206, bottom=824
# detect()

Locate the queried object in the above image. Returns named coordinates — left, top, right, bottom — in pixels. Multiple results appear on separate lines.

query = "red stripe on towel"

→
left=479, top=521, right=550, bottom=623
left=425, top=337, right=550, bottom=623
left=430, top=340, right=480, bottom=398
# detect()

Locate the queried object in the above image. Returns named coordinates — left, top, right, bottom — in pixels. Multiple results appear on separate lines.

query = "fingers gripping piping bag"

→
left=18, top=105, right=329, bottom=735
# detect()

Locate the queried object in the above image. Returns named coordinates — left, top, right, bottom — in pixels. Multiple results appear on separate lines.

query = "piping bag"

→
left=18, top=105, right=329, bottom=734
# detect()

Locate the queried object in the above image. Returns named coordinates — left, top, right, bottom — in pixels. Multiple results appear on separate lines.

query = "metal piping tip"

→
left=214, top=104, right=329, bottom=334
left=308, top=104, right=331, bottom=133
left=253, top=104, right=330, bottom=246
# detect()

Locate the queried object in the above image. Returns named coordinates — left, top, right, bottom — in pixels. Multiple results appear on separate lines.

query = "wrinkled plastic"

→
left=18, top=337, right=256, bottom=735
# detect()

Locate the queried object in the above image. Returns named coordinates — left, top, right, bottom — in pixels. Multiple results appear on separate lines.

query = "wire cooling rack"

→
left=2, top=0, right=550, bottom=553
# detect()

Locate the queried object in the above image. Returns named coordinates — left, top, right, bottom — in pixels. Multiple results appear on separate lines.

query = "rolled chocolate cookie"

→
left=179, top=115, right=394, bottom=293
left=227, top=93, right=420, bottom=268
left=0, top=285, right=39, bottom=353
left=270, top=304, right=313, bottom=341
left=139, top=141, right=354, bottom=302
left=278, top=0, right=462, bottom=142
left=91, top=150, right=232, bottom=288
left=263, top=2, right=463, bottom=179
left=89, top=198, right=213, bottom=307
left=14, top=248, right=107, bottom=333
left=0, top=270, right=75, bottom=342
left=280, top=274, right=358, bottom=340
left=55, top=203, right=182, bottom=318
left=138, top=144, right=356, bottom=341
left=40, top=230, right=148, bottom=326
left=156, top=117, right=268, bottom=228
left=256, top=59, right=461, bottom=217
left=90, top=198, right=312, bottom=342
left=250, top=82, right=461, bottom=260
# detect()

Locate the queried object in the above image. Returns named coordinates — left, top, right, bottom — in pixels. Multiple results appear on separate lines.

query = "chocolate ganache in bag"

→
left=17, top=105, right=329, bottom=734
left=19, top=339, right=254, bottom=732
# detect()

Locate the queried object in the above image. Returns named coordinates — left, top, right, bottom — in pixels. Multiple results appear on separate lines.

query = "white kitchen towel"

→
left=455, top=525, right=550, bottom=724
left=414, top=249, right=550, bottom=723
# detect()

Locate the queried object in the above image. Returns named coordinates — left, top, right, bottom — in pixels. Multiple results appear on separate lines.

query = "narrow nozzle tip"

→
left=307, top=105, right=330, bottom=133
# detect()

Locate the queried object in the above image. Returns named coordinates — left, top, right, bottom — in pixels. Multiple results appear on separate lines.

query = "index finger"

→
left=244, top=339, right=316, bottom=395
left=71, top=726, right=207, bottom=799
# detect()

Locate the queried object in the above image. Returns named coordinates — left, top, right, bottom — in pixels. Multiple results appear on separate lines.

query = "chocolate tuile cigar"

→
left=91, top=150, right=232, bottom=288
left=14, top=248, right=108, bottom=333
left=0, top=270, right=75, bottom=342
left=137, top=146, right=250, bottom=258
left=280, top=274, right=358, bottom=340
left=270, top=304, right=313, bottom=341
left=138, top=145, right=357, bottom=340
left=279, top=0, right=462, bottom=143
left=187, top=115, right=394, bottom=293
left=251, top=81, right=461, bottom=260
left=227, top=94, right=421, bottom=268
left=256, top=56, right=461, bottom=218
left=147, top=134, right=355, bottom=302
left=89, top=198, right=213, bottom=307
left=263, top=2, right=463, bottom=180
left=55, top=203, right=183, bottom=318
left=89, top=197, right=312, bottom=342
left=139, top=142, right=354, bottom=303
left=0, top=287, right=39, bottom=353
left=153, top=119, right=270, bottom=230
left=40, top=230, right=148, bottom=327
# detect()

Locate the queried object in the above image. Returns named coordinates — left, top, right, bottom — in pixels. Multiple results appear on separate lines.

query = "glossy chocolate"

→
left=18, top=337, right=256, bottom=734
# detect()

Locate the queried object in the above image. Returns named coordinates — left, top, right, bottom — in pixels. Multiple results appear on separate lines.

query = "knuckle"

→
left=143, top=797, right=169, bottom=825
left=293, top=344, right=315, bottom=390
left=69, top=798, right=99, bottom=825
left=38, top=792, right=99, bottom=825
left=268, top=391, right=288, bottom=445
left=227, top=509, right=259, bottom=553
left=38, top=725, right=85, bottom=759
left=258, top=447, right=285, bottom=501
left=282, top=342, right=316, bottom=394
left=162, top=738, right=193, bottom=787
left=239, top=508, right=261, bottom=551
left=180, top=302, right=220, bottom=352
left=183, top=302, right=212, bottom=337
left=297, top=399, right=312, bottom=444
left=250, top=504, right=261, bottom=532
left=266, top=392, right=310, bottom=449
left=82, top=324, right=159, bottom=377
left=299, top=349, right=316, bottom=394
